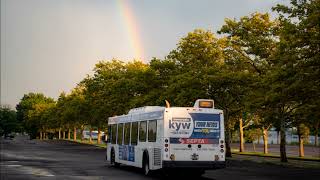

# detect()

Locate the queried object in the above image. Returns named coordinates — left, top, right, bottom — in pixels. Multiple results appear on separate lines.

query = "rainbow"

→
left=118, top=0, right=144, bottom=62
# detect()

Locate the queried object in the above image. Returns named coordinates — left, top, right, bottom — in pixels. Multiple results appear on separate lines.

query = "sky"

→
left=1, top=0, right=287, bottom=108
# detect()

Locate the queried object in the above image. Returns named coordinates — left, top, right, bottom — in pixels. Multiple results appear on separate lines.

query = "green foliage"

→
left=0, top=106, right=19, bottom=136
left=298, top=123, right=310, bottom=140
left=16, top=93, right=54, bottom=138
left=245, top=128, right=262, bottom=143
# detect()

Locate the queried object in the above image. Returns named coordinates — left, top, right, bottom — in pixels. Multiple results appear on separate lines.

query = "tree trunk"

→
left=97, top=128, right=101, bottom=144
left=315, top=128, right=318, bottom=146
left=277, top=131, right=280, bottom=144
left=224, top=110, right=232, bottom=157
left=263, top=128, right=268, bottom=154
left=58, top=128, right=61, bottom=139
left=68, top=128, right=71, bottom=140
left=253, top=142, right=256, bottom=152
left=80, top=126, right=84, bottom=141
left=73, top=127, right=77, bottom=141
left=40, top=131, right=43, bottom=140
left=63, top=130, right=66, bottom=139
left=299, top=134, right=304, bottom=157
left=89, top=128, right=93, bottom=144
left=239, top=118, right=244, bottom=152
left=280, top=120, right=288, bottom=162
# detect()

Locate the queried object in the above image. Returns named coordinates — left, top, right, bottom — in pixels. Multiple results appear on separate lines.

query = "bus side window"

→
left=117, top=123, right=124, bottom=145
left=148, top=120, right=157, bottom=142
left=124, top=123, right=130, bottom=145
left=107, top=125, right=111, bottom=143
left=139, top=121, right=147, bottom=142
left=131, top=122, right=138, bottom=145
left=111, top=124, right=117, bottom=144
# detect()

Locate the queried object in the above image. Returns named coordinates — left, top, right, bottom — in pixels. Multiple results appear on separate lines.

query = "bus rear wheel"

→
left=142, top=155, right=150, bottom=175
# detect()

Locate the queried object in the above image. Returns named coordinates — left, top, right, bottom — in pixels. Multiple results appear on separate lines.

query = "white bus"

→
left=106, top=99, right=225, bottom=176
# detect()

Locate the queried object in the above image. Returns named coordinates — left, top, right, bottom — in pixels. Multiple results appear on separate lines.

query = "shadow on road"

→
left=106, top=164, right=216, bottom=180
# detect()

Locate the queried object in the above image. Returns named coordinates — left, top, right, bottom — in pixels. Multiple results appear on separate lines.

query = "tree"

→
left=16, top=93, right=54, bottom=139
left=27, top=99, right=55, bottom=139
left=0, top=106, right=19, bottom=137
left=297, top=123, right=310, bottom=157
left=245, top=128, right=262, bottom=152
left=218, top=13, right=280, bottom=156
left=166, top=29, right=243, bottom=156
left=55, top=92, right=68, bottom=139
left=58, top=86, right=88, bottom=142
left=238, top=112, right=255, bottom=152
left=270, top=0, right=320, bottom=161
left=82, top=59, right=155, bottom=144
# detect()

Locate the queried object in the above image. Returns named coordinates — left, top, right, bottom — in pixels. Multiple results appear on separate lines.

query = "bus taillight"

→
left=214, top=155, right=219, bottom=161
left=170, top=154, right=175, bottom=161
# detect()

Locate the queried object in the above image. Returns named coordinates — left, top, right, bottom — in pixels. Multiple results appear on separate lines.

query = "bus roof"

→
left=108, top=106, right=165, bottom=124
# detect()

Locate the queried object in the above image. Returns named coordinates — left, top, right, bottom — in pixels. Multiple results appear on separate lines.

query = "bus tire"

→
left=110, top=148, right=120, bottom=167
left=192, top=169, right=205, bottom=177
left=142, top=151, right=150, bottom=176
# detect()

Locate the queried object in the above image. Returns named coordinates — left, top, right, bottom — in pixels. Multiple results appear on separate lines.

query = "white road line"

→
left=3, top=164, right=55, bottom=177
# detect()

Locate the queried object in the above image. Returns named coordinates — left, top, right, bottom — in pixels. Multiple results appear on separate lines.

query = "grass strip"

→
left=64, top=139, right=107, bottom=148
left=232, top=150, right=320, bottom=162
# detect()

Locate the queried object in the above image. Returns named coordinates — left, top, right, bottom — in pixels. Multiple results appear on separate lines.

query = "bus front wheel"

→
left=110, top=149, right=120, bottom=167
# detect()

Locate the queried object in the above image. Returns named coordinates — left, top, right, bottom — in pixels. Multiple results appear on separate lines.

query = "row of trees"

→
left=9, top=0, right=320, bottom=162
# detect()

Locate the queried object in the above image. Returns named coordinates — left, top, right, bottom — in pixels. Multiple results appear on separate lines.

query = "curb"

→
left=62, top=139, right=107, bottom=149
left=232, top=152, right=320, bottom=162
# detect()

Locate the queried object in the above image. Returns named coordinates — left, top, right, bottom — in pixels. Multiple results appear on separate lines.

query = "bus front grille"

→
left=153, top=148, right=161, bottom=166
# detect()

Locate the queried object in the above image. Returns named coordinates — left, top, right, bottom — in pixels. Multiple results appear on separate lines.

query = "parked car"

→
left=82, top=130, right=105, bottom=140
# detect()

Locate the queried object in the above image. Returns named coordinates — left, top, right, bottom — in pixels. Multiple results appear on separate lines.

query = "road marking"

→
left=3, top=164, right=55, bottom=177
left=6, top=164, right=22, bottom=167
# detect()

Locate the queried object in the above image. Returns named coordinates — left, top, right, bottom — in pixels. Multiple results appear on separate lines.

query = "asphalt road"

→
left=1, top=136, right=319, bottom=180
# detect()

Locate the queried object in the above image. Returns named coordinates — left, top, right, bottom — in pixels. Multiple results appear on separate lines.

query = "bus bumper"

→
left=162, top=161, right=226, bottom=169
